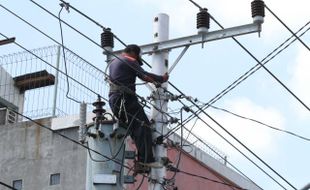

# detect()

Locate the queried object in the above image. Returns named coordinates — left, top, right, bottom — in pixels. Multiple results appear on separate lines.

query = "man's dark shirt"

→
left=109, top=54, right=164, bottom=93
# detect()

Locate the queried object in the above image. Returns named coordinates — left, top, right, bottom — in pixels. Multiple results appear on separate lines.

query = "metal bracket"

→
left=123, top=175, right=135, bottom=184
left=124, top=151, right=136, bottom=159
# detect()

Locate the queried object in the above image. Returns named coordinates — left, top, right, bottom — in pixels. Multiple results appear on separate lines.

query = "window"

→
left=12, top=179, right=22, bottom=190
left=50, top=173, right=60, bottom=186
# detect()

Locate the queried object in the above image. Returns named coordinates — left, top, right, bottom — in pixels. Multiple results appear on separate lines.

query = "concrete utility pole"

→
left=111, top=1, right=265, bottom=189
left=149, top=13, right=169, bottom=190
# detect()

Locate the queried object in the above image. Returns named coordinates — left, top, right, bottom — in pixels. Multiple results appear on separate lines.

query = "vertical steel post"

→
left=52, top=45, right=61, bottom=117
left=149, top=13, right=169, bottom=190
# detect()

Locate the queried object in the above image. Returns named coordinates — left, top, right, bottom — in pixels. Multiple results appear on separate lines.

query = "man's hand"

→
left=162, top=72, right=169, bottom=82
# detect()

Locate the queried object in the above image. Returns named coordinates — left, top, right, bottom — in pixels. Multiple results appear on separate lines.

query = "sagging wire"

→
left=58, top=4, right=82, bottom=104
left=210, top=104, right=310, bottom=142
left=58, top=0, right=127, bottom=47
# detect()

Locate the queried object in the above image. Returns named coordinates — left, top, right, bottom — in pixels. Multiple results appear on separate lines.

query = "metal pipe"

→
left=52, top=45, right=61, bottom=117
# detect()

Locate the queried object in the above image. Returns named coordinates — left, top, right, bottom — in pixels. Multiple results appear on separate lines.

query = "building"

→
left=0, top=114, right=261, bottom=190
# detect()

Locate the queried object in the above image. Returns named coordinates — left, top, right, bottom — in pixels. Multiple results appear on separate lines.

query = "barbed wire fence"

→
left=0, top=45, right=108, bottom=120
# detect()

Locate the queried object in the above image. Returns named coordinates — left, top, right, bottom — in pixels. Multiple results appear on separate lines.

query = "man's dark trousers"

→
left=109, top=92, right=155, bottom=163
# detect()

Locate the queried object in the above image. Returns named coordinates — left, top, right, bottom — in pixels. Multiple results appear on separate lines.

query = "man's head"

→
left=124, top=44, right=143, bottom=65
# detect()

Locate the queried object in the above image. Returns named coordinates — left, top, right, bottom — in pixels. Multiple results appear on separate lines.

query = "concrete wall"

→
left=0, top=66, right=24, bottom=113
left=0, top=118, right=87, bottom=190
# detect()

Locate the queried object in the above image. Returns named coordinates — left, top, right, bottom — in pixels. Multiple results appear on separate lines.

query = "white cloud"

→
left=187, top=97, right=285, bottom=158
left=289, top=47, right=310, bottom=118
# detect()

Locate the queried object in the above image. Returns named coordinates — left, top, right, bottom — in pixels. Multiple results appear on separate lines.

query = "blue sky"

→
left=1, top=0, right=310, bottom=189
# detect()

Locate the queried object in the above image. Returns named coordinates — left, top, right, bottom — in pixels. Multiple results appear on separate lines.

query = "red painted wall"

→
left=125, top=140, right=240, bottom=190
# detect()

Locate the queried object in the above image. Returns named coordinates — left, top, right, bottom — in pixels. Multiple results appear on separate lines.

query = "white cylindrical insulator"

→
left=253, top=15, right=264, bottom=24
left=153, top=13, right=169, bottom=43
left=198, top=27, right=208, bottom=34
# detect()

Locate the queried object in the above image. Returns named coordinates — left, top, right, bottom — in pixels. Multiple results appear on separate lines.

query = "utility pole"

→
left=111, top=1, right=265, bottom=189
left=149, top=13, right=169, bottom=190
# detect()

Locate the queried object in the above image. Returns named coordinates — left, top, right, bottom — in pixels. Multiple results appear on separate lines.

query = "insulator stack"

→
left=92, top=95, right=106, bottom=124
left=101, top=28, right=114, bottom=48
left=196, top=8, right=210, bottom=34
left=251, top=0, right=265, bottom=24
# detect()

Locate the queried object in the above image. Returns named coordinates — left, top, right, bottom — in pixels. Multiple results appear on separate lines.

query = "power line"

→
left=176, top=101, right=289, bottom=189
left=169, top=167, right=248, bottom=190
left=265, top=4, right=310, bottom=52
left=58, top=5, right=81, bottom=104
left=176, top=20, right=310, bottom=136
left=210, top=104, right=310, bottom=142
left=210, top=14, right=310, bottom=113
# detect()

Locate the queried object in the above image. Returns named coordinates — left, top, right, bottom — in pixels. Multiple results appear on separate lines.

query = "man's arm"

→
left=133, top=62, right=169, bottom=83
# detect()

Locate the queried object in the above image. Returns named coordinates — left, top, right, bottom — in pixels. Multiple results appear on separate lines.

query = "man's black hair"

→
left=124, top=44, right=141, bottom=56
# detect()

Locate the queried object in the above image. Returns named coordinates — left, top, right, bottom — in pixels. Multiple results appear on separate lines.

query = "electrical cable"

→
left=86, top=109, right=139, bottom=162
left=169, top=86, right=289, bottom=189
left=58, top=5, right=81, bottom=104
left=264, top=4, right=310, bottom=52
left=177, top=169, right=247, bottom=190
left=58, top=0, right=127, bottom=47
left=166, top=108, right=185, bottom=181
left=208, top=8, right=310, bottom=113
left=209, top=104, right=310, bottom=142
left=0, top=181, right=17, bottom=190
left=171, top=20, right=310, bottom=140
left=134, top=175, right=145, bottom=190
